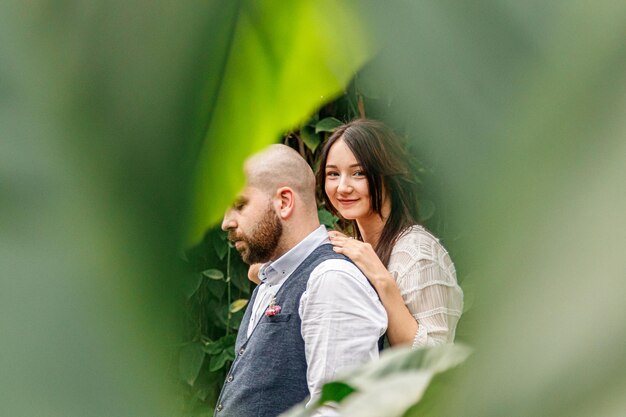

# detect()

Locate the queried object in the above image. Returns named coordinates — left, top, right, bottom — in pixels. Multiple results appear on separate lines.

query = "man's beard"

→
left=229, top=205, right=283, bottom=264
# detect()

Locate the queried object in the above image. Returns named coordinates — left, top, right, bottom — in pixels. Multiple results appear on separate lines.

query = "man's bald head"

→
left=245, top=144, right=317, bottom=209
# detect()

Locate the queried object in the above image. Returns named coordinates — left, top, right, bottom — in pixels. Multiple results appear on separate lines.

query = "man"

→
left=216, top=144, right=387, bottom=417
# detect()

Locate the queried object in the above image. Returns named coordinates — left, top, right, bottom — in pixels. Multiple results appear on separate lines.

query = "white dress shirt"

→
left=248, top=226, right=387, bottom=416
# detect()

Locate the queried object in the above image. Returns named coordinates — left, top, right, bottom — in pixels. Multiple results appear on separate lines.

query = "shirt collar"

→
left=259, top=225, right=329, bottom=286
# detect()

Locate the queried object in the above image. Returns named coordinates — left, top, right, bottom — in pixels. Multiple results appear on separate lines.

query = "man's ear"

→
left=274, top=187, right=295, bottom=219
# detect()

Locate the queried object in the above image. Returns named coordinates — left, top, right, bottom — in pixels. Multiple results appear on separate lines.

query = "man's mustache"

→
left=227, top=232, right=243, bottom=242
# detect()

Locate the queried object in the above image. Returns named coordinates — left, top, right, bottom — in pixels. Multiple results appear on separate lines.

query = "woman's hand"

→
left=329, top=230, right=419, bottom=347
left=328, top=230, right=392, bottom=288
left=247, top=263, right=262, bottom=284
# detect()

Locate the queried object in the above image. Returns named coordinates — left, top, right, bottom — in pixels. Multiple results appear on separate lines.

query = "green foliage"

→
left=315, top=117, right=344, bottom=134
left=179, top=343, right=206, bottom=386
left=180, top=227, right=250, bottom=414
left=179, top=45, right=451, bottom=414
left=181, top=75, right=447, bottom=414
left=5, top=2, right=625, bottom=417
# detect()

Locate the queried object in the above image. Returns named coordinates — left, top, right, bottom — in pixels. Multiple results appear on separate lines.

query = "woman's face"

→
left=324, top=138, right=374, bottom=221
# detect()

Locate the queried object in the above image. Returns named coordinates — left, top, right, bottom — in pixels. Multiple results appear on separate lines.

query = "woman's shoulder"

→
left=393, top=225, right=445, bottom=253
left=390, top=225, right=455, bottom=268
left=389, top=224, right=457, bottom=284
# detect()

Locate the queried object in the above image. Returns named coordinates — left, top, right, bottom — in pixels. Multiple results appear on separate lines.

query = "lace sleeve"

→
left=388, top=227, right=463, bottom=348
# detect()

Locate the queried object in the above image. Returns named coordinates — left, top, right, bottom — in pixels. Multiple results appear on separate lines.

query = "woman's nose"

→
left=337, top=175, right=352, bottom=194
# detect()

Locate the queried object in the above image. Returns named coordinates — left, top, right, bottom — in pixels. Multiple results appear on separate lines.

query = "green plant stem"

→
left=225, top=244, right=232, bottom=335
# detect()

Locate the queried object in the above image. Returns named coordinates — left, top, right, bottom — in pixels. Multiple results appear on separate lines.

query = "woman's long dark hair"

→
left=317, top=119, right=420, bottom=266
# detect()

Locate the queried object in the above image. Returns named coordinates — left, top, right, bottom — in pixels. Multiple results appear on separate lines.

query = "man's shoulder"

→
left=303, top=258, right=380, bottom=307
left=308, top=256, right=375, bottom=293
left=311, top=255, right=361, bottom=276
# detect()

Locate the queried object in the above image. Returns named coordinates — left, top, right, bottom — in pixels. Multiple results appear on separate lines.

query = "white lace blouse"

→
left=387, top=225, right=463, bottom=348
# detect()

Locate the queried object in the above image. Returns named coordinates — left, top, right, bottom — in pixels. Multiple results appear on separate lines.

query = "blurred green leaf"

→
left=315, top=117, right=343, bottom=133
left=319, top=382, right=357, bottom=404
left=354, top=2, right=626, bottom=417
left=418, top=199, right=435, bottom=222
left=186, top=0, right=373, bottom=245
left=0, top=2, right=241, bottom=416
left=355, top=71, right=382, bottom=99
left=179, top=343, right=206, bottom=386
left=281, top=345, right=471, bottom=417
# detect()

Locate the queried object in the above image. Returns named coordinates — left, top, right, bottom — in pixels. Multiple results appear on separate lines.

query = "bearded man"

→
left=217, top=144, right=387, bottom=417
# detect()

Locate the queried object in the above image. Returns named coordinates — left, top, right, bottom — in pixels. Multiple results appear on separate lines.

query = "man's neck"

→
left=271, top=221, right=321, bottom=261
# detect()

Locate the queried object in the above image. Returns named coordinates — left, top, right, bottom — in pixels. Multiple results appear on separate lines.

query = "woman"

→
left=318, top=118, right=463, bottom=348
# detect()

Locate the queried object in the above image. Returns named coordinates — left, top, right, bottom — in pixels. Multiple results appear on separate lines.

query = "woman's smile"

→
left=337, top=198, right=359, bottom=206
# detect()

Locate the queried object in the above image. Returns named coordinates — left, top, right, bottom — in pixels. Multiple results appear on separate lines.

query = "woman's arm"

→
left=329, top=230, right=463, bottom=348
left=396, top=258, right=462, bottom=347
left=328, top=231, right=418, bottom=347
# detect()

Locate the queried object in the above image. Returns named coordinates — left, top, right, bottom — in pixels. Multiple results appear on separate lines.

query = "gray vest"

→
left=214, top=244, right=347, bottom=417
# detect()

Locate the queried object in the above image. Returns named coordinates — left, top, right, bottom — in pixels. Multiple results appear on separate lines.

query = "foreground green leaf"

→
left=186, top=0, right=373, bottom=245
left=280, top=344, right=471, bottom=417
left=319, top=382, right=356, bottom=404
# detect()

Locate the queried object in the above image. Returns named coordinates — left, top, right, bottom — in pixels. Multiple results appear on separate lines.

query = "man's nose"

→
left=221, top=210, right=236, bottom=231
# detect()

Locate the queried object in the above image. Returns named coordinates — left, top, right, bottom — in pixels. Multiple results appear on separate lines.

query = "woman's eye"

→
left=326, top=171, right=339, bottom=178
left=354, top=170, right=365, bottom=177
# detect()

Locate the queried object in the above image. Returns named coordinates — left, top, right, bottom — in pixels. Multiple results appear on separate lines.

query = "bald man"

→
left=216, top=145, right=387, bottom=417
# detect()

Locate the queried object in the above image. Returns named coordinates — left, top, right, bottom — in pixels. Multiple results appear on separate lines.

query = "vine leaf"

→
left=318, top=208, right=338, bottom=228
left=213, top=235, right=228, bottom=260
left=315, top=117, right=343, bottom=133
left=229, top=299, right=249, bottom=313
left=209, top=350, right=231, bottom=372
left=179, top=343, right=206, bottom=386
left=182, top=273, right=203, bottom=299
left=202, top=269, right=224, bottom=280
left=300, top=126, right=321, bottom=152
left=207, top=279, right=226, bottom=299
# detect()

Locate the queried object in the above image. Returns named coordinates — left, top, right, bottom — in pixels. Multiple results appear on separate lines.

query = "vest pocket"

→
left=261, top=313, right=292, bottom=324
